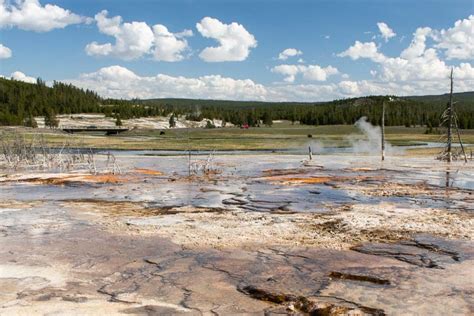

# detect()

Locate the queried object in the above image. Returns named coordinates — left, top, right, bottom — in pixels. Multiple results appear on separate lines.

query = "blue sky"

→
left=0, top=0, right=473, bottom=101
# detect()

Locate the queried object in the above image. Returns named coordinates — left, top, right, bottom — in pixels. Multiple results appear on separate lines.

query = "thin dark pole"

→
left=447, top=68, right=453, bottom=163
left=381, top=101, right=385, bottom=161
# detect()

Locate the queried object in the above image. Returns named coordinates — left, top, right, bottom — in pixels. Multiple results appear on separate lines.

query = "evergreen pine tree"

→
left=205, top=120, right=215, bottom=128
left=44, top=108, right=59, bottom=128
left=169, top=114, right=176, bottom=128
left=115, top=115, right=123, bottom=126
left=262, top=111, right=273, bottom=127
left=24, top=113, right=38, bottom=128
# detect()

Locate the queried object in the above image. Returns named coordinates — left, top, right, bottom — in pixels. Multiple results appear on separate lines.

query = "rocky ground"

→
left=0, top=154, right=473, bottom=315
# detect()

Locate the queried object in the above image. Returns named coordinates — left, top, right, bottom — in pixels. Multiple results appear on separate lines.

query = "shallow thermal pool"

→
left=1, top=153, right=472, bottom=211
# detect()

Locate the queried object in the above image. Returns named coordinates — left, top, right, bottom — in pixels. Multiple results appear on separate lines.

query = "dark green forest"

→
left=1, top=77, right=473, bottom=129
left=0, top=78, right=101, bottom=126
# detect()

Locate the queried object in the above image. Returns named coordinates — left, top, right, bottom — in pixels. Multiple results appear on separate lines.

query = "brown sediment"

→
left=354, top=181, right=433, bottom=197
left=329, top=271, right=391, bottom=285
left=238, top=285, right=386, bottom=315
left=167, top=172, right=224, bottom=183
left=61, top=199, right=223, bottom=218
left=0, top=200, right=41, bottom=209
left=261, top=168, right=313, bottom=177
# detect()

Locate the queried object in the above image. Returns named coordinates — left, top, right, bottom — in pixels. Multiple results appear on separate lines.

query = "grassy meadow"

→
left=2, top=121, right=474, bottom=155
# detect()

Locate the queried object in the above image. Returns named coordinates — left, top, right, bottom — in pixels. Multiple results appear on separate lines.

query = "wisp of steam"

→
left=349, top=116, right=401, bottom=155
left=307, top=116, right=403, bottom=155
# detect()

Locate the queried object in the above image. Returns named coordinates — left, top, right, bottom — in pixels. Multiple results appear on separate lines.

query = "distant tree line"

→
left=1, top=77, right=473, bottom=129
left=134, top=95, right=474, bottom=129
left=0, top=77, right=101, bottom=127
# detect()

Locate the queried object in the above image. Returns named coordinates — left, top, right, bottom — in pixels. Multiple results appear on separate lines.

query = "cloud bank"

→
left=58, top=64, right=473, bottom=103
left=66, top=65, right=267, bottom=100
left=0, top=0, right=90, bottom=32
left=337, top=17, right=474, bottom=84
left=433, top=15, right=474, bottom=60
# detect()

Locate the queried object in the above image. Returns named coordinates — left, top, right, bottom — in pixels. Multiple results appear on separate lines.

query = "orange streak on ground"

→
left=77, top=174, right=124, bottom=183
left=4, top=173, right=127, bottom=185
left=134, top=168, right=164, bottom=176
left=260, top=174, right=381, bottom=185
left=261, top=176, right=333, bottom=184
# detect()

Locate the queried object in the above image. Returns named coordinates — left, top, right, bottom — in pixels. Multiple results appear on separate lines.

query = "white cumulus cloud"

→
left=433, top=15, right=474, bottom=60
left=271, top=65, right=299, bottom=82
left=377, top=22, right=396, bottom=42
left=10, top=71, right=36, bottom=83
left=400, top=27, right=432, bottom=59
left=85, top=10, right=154, bottom=60
left=85, top=10, right=191, bottom=61
left=278, top=48, right=303, bottom=60
left=0, top=43, right=12, bottom=58
left=0, top=0, right=89, bottom=32
left=303, top=65, right=339, bottom=81
left=338, top=25, right=474, bottom=83
left=271, top=64, right=339, bottom=83
left=84, top=42, right=113, bottom=57
left=337, top=41, right=386, bottom=62
left=152, top=25, right=192, bottom=62
left=196, top=17, right=257, bottom=62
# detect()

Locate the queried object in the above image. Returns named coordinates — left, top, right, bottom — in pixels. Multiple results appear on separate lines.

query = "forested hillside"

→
left=0, top=77, right=101, bottom=126
left=1, top=77, right=473, bottom=128
left=126, top=95, right=474, bottom=129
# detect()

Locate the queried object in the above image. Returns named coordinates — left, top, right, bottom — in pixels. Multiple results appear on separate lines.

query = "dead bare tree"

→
left=187, top=127, right=192, bottom=177
left=190, top=150, right=220, bottom=176
left=381, top=100, right=385, bottom=161
left=86, top=148, right=97, bottom=174
left=438, top=69, right=468, bottom=163
left=106, top=151, right=121, bottom=174
left=0, top=132, right=121, bottom=173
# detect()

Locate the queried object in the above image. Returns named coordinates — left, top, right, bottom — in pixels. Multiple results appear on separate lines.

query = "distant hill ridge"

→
left=404, top=91, right=474, bottom=104
left=141, top=91, right=474, bottom=106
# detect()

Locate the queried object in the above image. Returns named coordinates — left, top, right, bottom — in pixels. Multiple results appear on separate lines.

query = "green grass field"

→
left=2, top=122, right=474, bottom=154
